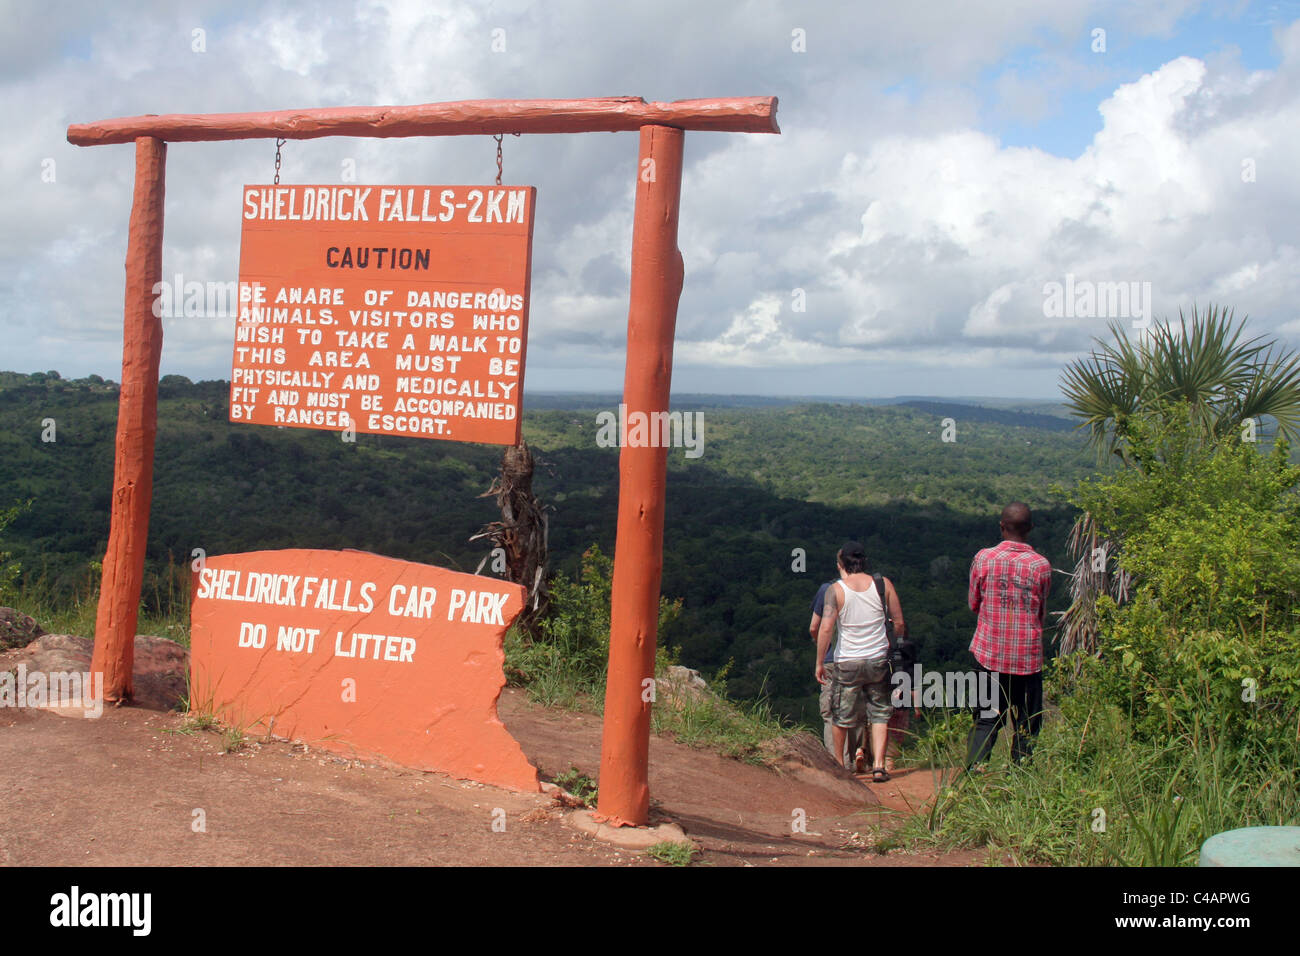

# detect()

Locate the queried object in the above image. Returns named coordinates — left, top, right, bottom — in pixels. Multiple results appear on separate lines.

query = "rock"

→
left=759, top=730, right=874, bottom=803
left=659, top=665, right=709, bottom=701
left=666, top=665, right=707, bottom=688
left=0, top=607, right=44, bottom=651
left=11, top=633, right=189, bottom=712
left=129, top=635, right=190, bottom=712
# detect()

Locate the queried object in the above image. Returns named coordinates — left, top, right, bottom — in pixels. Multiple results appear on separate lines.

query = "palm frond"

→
left=1055, top=511, right=1131, bottom=656
left=1061, top=303, right=1300, bottom=459
left=1224, top=344, right=1300, bottom=443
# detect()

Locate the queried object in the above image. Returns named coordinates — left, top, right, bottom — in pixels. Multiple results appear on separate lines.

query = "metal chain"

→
left=493, top=132, right=520, bottom=186
left=273, top=137, right=286, bottom=185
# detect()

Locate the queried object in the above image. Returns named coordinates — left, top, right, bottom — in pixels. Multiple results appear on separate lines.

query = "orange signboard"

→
left=232, top=184, right=536, bottom=445
left=190, top=548, right=539, bottom=791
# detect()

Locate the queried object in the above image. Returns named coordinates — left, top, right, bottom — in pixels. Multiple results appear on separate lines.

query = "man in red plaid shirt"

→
left=966, top=501, right=1052, bottom=768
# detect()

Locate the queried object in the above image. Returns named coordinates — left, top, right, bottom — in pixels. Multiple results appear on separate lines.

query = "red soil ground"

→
left=0, top=687, right=986, bottom=867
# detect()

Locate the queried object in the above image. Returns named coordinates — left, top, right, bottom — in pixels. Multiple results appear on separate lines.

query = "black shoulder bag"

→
left=872, top=573, right=911, bottom=670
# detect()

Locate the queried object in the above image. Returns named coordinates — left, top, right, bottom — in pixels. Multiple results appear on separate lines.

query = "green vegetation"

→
left=9, top=553, right=192, bottom=647
left=1058, top=306, right=1300, bottom=654
left=8, top=332, right=1293, bottom=865
left=649, top=661, right=792, bottom=763
left=905, top=397, right=1300, bottom=864
left=180, top=711, right=219, bottom=734
left=505, top=544, right=793, bottom=762
left=551, top=767, right=598, bottom=807
left=645, top=841, right=699, bottom=866
left=0, top=368, right=1093, bottom=778
left=1061, top=305, right=1300, bottom=459
left=527, top=400, right=1091, bottom=725
left=504, top=545, right=652, bottom=712
left=0, top=370, right=1092, bottom=732
left=1073, top=410, right=1300, bottom=752
left=0, top=498, right=29, bottom=603
left=905, top=665, right=1298, bottom=866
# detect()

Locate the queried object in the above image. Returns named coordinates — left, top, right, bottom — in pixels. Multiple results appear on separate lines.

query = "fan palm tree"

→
left=1062, top=304, right=1300, bottom=461
left=1057, top=304, right=1300, bottom=654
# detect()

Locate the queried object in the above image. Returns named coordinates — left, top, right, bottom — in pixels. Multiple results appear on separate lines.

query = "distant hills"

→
left=520, top=388, right=1075, bottom=422
left=894, top=400, right=1079, bottom=433
left=0, top=371, right=1073, bottom=418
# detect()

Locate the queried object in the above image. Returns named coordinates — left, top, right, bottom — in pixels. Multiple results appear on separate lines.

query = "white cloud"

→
left=2, top=1, right=1298, bottom=398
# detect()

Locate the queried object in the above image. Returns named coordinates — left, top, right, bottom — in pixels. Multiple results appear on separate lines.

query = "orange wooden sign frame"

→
left=67, top=96, right=780, bottom=827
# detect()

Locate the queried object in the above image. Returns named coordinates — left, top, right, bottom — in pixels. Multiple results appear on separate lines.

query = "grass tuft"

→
left=646, top=841, right=699, bottom=866
left=896, top=685, right=1300, bottom=866
left=551, top=767, right=598, bottom=807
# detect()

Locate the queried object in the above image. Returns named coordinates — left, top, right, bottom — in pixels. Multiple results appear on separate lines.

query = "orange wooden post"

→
left=91, top=136, right=167, bottom=702
left=596, top=125, right=685, bottom=826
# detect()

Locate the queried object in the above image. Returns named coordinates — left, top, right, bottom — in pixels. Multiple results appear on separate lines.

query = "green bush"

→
left=505, top=544, right=681, bottom=711
left=1079, top=418, right=1300, bottom=631
left=907, top=663, right=1300, bottom=866
left=1072, top=411, right=1300, bottom=750
left=505, top=543, right=790, bottom=761
left=906, top=408, right=1300, bottom=865
left=1083, top=597, right=1300, bottom=751
left=0, top=499, right=32, bottom=603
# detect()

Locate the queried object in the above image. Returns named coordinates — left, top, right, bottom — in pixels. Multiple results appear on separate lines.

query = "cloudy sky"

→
left=4, top=0, right=1299, bottom=399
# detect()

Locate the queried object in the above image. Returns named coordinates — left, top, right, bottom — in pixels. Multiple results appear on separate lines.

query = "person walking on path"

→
left=815, top=542, right=904, bottom=782
left=810, top=579, right=862, bottom=768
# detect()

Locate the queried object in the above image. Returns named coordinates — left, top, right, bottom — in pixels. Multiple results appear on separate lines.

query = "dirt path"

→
left=0, top=689, right=982, bottom=866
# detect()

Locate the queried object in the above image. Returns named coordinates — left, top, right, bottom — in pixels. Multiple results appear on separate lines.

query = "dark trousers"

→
left=966, top=667, right=1043, bottom=768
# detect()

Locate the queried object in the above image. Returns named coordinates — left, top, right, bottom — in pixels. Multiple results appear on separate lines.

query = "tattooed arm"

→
left=815, top=583, right=840, bottom=684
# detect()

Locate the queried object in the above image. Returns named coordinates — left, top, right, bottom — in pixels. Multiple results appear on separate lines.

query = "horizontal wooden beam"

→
left=68, top=96, right=779, bottom=146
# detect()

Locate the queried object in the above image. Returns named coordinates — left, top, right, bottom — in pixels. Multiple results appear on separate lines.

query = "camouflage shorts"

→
left=829, top=658, right=893, bottom=726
